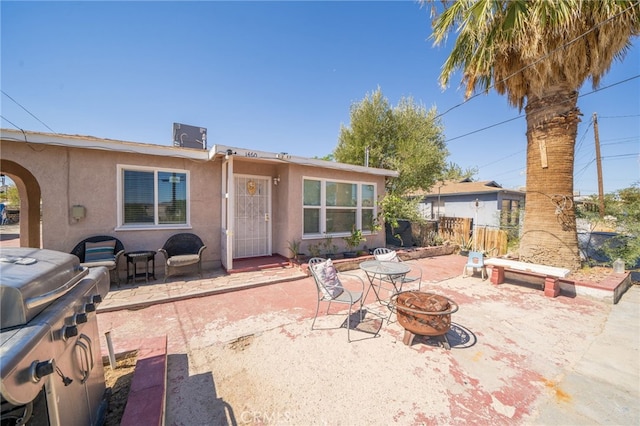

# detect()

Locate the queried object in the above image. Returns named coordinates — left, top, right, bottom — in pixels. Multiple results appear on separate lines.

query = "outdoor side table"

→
left=125, top=251, right=156, bottom=283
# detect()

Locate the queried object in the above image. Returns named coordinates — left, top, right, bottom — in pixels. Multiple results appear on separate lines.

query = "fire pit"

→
left=390, top=291, right=459, bottom=349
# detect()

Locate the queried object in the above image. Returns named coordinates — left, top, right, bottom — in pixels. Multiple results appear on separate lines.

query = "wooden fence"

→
left=438, top=217, right=508, bottom=256
left=474, top=226, right=508, bottom=256
left=438, top=217, right=472, bottom=243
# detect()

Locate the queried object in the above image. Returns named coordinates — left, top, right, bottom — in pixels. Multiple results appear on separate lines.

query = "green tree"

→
left=314, top=153, right=334, bottom=161
left=3, top=185, right=20, bottom=207
left=440, top=162, right=477, bottom=182
left=613, top=185, right=640, bottom=269
left=427, top=0, right=640, bottom=270
left=580, top=185, right=640, bottom=269
left=334, top=87, right=448, bottom=195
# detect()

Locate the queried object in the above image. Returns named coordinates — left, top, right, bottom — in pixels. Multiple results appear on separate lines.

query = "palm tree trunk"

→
left=519, top=87, right=581, bottom=270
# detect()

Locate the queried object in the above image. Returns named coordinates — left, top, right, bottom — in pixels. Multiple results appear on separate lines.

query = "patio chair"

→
left=308, top=257, right=365, bottom=342
left=373, top=247, right=423, bottom=291
left=462, top=251, right=487, bottom=280
left=159, top=233, right=206, bottom=282
left=71, top=235, right=125, bottom=286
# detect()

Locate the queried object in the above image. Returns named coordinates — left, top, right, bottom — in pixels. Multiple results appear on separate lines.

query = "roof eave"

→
left=212, top=144, right=398, bottom=177
left=1, top=128, right=209, bottom=160
left=1, top=129, right=398, bottom=177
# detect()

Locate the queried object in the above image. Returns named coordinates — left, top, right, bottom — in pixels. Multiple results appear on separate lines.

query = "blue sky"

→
left=2, top=1, right=638, bottom=195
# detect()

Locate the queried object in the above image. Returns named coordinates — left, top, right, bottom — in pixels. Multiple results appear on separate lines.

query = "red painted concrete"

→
left=490, top=265, right=505, bottom=284
left=96, top=254, right=634, bottom=425
left=119, top=336, right=167, bottom=426
left=544, top=277, right=560, bottom=298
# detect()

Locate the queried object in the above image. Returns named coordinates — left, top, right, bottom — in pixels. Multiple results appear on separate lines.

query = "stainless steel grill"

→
left=1, top=248, right=110, bottom=426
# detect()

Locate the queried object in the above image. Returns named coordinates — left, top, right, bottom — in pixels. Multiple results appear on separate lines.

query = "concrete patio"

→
left=96, top=254, right=639, bottom=425
left=2, top=225, right=636, bottom=424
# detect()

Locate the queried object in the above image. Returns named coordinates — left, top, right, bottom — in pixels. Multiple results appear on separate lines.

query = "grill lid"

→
left=0, top=248, right=87, bottom=329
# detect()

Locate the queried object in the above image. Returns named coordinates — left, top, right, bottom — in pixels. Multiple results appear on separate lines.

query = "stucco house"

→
left=413, top=178, right=525, bottom=229
left=0, top=129, right=397, bottom=275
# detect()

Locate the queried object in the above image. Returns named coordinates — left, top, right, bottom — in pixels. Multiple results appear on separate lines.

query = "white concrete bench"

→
left=484, top=258, right=571, bottom=297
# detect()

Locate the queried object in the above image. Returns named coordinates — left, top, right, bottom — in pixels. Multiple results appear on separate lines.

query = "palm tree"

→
left=427, top=0, right=640, bottom=270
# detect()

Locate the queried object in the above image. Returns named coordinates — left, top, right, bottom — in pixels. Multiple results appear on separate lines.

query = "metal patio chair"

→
left=373, top=247, right=423, bottom=291
left=308, top=257, right=365, bottom=342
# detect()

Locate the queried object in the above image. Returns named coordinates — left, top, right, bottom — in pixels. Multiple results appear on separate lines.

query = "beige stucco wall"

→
left=1, top=140, right=220, bottom=272
left=1, top=138, right=389, bottom=276
left=284, top=164, right=387, bottom=256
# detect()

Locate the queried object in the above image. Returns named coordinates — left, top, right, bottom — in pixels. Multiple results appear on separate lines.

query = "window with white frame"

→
left=303, top=178, right=376, bottom=236
left=118, top=166, right=189, bottom=227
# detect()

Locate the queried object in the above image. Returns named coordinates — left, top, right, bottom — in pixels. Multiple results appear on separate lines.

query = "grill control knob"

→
left=30, top=359, right=55, bottom=382
left=85, top=303, right=96, bottom=313
left=74, top=312, right=88, bottom=324
left=92, top=294, right=102, bottom=304
left=62, top=325, right=78, bottom=340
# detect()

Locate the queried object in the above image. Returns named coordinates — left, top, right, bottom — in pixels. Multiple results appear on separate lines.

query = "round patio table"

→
left=359, top=260, right=411, bottom=312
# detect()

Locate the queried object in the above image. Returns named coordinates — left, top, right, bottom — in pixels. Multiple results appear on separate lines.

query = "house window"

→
left=361, top=184, right=375, bottom=231
left=118, top=166, right=189, bottom=227
left=303, top=178, right=376, bottom=237
left=500, top=199, right=520, bottom=227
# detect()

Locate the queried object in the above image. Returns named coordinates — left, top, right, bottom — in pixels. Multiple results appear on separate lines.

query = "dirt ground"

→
left=568, top=265, right=616, bottom=282
left=103, top=352, right=137, bottom=426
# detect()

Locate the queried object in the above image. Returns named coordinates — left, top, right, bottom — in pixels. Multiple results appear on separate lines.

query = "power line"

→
left=574, top=153, right=638, bottom=182
left=602, top=139, right=639, bottom=146
left=599, top=114, right=640, bottom=119
left=444, top=74, right=640, bottom=143
left=1, top=90, right=57, bottom=134
left=574, top=158, right=596, bottom=180
left=602, top=153, right=638, bottom=159
left=579, top=74, right=640, bottom=97
left=445, top=115, right=522, bottom=142
left=477, top=149, right=525, bottom=169
left=0, top=115, right=23, bottom=131
left=0, top=115, right=28, bottom=143
left=574, top=115, right=594, bottom=157
left=491, top=166, right=526, bottom=179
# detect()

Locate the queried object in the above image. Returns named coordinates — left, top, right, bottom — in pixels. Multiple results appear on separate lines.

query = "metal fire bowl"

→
left=390, top=291, right=459, bottom=337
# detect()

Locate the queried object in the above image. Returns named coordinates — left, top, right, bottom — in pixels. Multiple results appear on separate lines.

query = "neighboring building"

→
left=0, top=129, right=397, bottom=273
left=412, top=178, right=526, bottom=229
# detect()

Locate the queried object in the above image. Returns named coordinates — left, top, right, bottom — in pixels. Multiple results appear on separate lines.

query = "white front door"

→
left=233, top=175, right=271, bottom=258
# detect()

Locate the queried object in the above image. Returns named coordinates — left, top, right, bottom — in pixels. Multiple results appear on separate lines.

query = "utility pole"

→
left=593, top=112, right=605, bottom=218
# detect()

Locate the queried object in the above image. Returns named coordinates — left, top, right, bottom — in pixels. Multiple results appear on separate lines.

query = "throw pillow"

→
left=84, top=240, right=116, bottom=262
left=311, top=259, right=344, bottom=299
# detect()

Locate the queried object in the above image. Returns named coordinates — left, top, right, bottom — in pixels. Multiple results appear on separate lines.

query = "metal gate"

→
left=233, top=175, right=271, bottom=258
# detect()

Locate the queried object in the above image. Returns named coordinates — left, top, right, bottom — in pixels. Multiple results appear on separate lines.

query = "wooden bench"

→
left=484, top=258, right=571, bottom=298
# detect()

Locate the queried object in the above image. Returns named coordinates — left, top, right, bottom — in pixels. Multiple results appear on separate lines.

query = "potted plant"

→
left=458, top=234, right=474, bottom=256
left=343, top=226, right=366, bottom=258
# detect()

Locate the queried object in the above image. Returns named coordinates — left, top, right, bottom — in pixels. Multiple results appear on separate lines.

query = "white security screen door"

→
left=233, top=175, right=271, bottom=258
